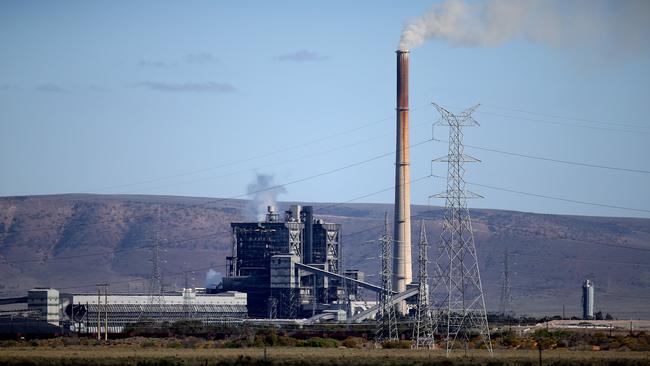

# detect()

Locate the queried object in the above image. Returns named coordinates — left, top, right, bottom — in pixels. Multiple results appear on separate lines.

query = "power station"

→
left=223, top=205, right=364, bottom=319
left=0, top=50, right=497, bottom=354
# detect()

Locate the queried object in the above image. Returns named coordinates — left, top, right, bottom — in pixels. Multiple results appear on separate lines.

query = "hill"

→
left=1, top=194, right=649, bottom=318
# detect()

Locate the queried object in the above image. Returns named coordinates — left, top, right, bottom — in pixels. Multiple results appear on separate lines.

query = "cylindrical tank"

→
left=582, top=279, right=594, bottom=320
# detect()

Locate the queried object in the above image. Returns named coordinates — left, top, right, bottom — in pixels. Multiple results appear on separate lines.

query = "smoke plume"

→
left=246, top=173, right=286, bottom=221
left=204, top=269, right=222, bottom=288
left=399, top=0, right=650, bottom=53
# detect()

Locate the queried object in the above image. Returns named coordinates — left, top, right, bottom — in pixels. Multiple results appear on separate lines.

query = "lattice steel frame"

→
left=500, top=247, right=512, bottom=317
left=375, top=213, right=398, bottom=345
left=412, top=221, right=435, bottom=349
left=146, top=207, right=165, bottom=320
left=430, top=103, right=492, bottom=355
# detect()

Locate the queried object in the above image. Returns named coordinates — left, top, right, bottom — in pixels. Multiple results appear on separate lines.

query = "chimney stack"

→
left=393, top=50, right=412, bottom=295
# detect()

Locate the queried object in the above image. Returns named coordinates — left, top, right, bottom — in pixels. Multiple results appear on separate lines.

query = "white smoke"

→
left=246, top=173, right=286, bottom=221
left=204, top=269, right=222, bottom=288
left=399, top=0, right=650, bottom=53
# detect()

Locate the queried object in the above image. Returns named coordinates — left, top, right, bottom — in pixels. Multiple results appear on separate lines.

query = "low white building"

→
left=64, top=289, right=247, bottom=333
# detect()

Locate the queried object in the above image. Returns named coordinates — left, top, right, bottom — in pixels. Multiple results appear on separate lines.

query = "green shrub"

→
left=223, top=340, right=242, bottom=348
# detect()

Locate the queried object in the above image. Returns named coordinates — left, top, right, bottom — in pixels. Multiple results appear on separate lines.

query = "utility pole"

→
left=312, top=276, right=317, bottom=318
left=430, top=103, right=493, bottom=356
left=96, top=286, right=101, bottom=340
left=375, top=213, right=398, bottom=345
left=96, top=283, right=109, bottom=340
left=104, top=284, right=109, bottom=340
left=412, top=220, right=435, bottom=349
left=268, top=297, right=277, bottom=320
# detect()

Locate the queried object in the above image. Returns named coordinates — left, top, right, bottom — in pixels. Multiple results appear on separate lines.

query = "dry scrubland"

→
left=3, top=325, right=650, bottom=365
left=1, top=347, right=650, bottom=366
left=1, top=338, right=650, bottom=366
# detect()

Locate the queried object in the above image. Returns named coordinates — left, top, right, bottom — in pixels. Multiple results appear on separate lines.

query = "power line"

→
left=509, top=251, right=650, bottom=268
left=346, top=206, right=650, bottom=256
left=475, top=109, right=650, bottom=135
left=432, top=138, right=650, bottom=175
left=482, top=104, right=650, bottom=131
left=1, top=120, right=439, bottom=242
left=313, top=174, right=432, bottom=213
left=82, top=118, right=391, bottom=194
left=470, top=221, right=650, bottom=253
left=462, top=178, right=650, bottom=214
left=113, top=118, right=436, bottom=195
left=0, top=138, right=432, bottom=236
left=83, top=104, right=432, bottom=194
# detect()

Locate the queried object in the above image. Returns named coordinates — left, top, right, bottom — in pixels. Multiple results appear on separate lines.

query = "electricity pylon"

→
left=412, top=220, right=435, bottom=349
left=499, top=247, right=512, bottom=317
left=183, top=264, right=195, bottom=319
left=430, top=102, right=493, bottom=355
left=375, top=213, right=398, bottom=345
left=147, top=207, right=165, bottom=321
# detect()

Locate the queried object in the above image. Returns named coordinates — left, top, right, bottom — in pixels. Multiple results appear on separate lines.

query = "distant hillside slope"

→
left=1, top=194, right=649, bottom=318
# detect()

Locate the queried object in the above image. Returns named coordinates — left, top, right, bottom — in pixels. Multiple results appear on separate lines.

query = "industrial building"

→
left=27, top=288, right=61, bottom=326
left=224, top=205, right=368, bottom=318
left=65, top=289, right=246, bottom=333
left=0, top=287, right=248, bottom=334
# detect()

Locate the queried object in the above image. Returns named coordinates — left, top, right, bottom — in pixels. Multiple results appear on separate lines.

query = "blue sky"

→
left=1, top=0, right=649, bottom=218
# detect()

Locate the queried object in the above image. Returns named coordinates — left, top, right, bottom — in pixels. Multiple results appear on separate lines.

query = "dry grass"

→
left=1, top=347, right=649, bottom=366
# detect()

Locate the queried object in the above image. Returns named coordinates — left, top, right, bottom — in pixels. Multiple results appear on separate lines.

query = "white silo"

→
left=582, top=279, right=594, bottom=320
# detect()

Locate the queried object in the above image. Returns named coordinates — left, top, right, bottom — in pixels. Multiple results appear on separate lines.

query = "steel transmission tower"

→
left=430, top=103, right=492, bottom=355
left=183, top=264, right=195, bottom=319
left=412, top=221, right=435, bottom=349
left=147, top=207, right=165, bottom=316
left=375, top=213, right=398, bottom=345
left=499, top=247, right=512, bottom=317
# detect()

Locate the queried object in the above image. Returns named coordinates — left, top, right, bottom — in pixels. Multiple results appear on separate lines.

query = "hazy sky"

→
left=1, top=0, right=649, bottom=218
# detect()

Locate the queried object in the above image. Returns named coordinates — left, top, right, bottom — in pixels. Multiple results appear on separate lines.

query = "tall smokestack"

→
left=393, top=50, right=412, bottom=296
